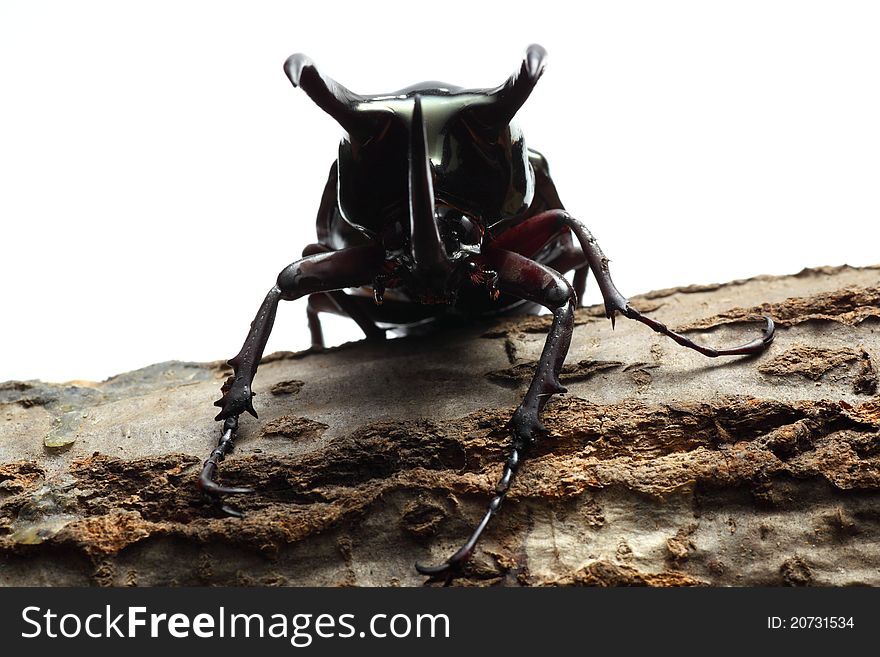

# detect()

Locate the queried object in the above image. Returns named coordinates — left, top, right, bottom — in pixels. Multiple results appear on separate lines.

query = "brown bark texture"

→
left=1, top=265, right=879, bottom=587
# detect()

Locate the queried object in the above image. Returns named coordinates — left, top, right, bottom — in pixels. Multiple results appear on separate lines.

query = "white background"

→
left=1, top=0, right=878, bottom=383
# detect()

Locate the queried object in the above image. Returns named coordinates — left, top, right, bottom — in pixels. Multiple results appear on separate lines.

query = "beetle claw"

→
left=417, top=537, right=477, bottom=582
left=415, top=561, right=453, bottom=577
left=220, top=504, right=246, bottom=519
left=198, top=420, right=255, bottom=515
left=415, top=557, right=465, bottom=585
left=198, top=479, right=253, bottom=496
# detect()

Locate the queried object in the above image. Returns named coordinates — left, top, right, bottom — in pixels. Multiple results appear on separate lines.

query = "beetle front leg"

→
left=417, top=249, right=575, bottom=580
left=198, top=284, right=282, bottom=510
left=302, top=243, right=387, bottom=349
left=199, top=244, right=383, bottom=511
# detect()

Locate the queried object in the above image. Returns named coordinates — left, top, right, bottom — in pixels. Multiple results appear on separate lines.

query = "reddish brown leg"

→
left=488, top=211, right=589, bottom=306
left=416, top=247, right=576, bottom=580
left=542, top=242, right=588, bottom=306
left=495, top=210, right=775, bottom=354
left=551, top=211, right=776, bottom=355
left=302, top=243, right=387, bottom=348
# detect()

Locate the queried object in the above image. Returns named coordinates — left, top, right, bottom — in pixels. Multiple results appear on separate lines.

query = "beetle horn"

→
left=470, top=43, right=547, bottom=129
left=283, top=53, right=370, bottom=137
left=409, top=95, right=452, bottom=275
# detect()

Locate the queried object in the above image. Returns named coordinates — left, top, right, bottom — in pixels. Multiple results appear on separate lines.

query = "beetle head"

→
left=284, top=46, right=547, bottom=299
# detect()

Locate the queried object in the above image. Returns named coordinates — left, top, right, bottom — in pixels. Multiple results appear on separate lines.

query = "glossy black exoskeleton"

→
left=199, top=45, right=775, bottom=581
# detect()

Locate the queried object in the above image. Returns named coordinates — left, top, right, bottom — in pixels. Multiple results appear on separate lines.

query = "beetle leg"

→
left=199, top=244, right=384, bottom=511
left=495, top=209, right=775, bottom=354
left=487, top=209, right=589, bottom=307
left=573, top=266, right=588, bottom=306
left=302, top=242, right=387, bottom=347
left=553, top=211, right=776, bottom=356
left=311, top=290, right=451, bottom=326
left=543, top=243, right=588, bottom=306
left=199, top=415, right=252, bottom=511
left=306, top=296, right=325, bottom=349
left=416, top=248, right=575, bottom=580
left=306, top=291, right=387, bottom=350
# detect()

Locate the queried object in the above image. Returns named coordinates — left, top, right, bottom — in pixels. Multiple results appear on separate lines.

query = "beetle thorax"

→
left=335, top=92, right=534, bottom=237
left=283, top=48, right=546, bottom=302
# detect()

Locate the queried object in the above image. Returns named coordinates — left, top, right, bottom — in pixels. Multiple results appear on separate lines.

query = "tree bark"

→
left=1, top=265, right=878, bottom=586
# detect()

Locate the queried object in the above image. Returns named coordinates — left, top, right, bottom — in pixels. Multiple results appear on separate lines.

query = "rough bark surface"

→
left=1, top=265, right=878, bottom=587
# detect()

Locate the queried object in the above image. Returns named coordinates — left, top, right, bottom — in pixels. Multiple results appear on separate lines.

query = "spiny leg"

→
left=552, top=210, right=775, bottom=355
left=416, top=248, right=575, bottom=580
left=199, top=244, right=383, bottom=512
left=496, top=209, right=775, bottom=355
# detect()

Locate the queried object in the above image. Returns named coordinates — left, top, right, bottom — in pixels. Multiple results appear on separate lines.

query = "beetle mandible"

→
left=198, top=44, right=775, bottom=580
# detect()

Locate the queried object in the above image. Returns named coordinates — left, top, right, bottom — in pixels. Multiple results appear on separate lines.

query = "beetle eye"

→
left=381, top=220, right=406, bottom=254
left=436, top=206, right=483, bottom=256
left=454, top=216, right=482, bottom=245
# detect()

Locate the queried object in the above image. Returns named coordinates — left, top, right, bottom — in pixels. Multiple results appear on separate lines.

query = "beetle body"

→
left=200, top=46, right=775, bottom=580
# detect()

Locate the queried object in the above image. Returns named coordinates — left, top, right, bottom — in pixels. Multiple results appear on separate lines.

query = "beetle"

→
left=198, top=44, right=775, bottom=580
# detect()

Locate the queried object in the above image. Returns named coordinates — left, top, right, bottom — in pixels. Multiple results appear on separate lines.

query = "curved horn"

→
left=471, top=44, right=547, bottom=129
left=409, top=95, right=452, bottom=274
left=283, top=53, right=368, bottom=136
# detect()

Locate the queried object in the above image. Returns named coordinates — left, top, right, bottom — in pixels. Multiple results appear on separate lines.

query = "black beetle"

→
left=199, top=44, right=775, bottom=580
